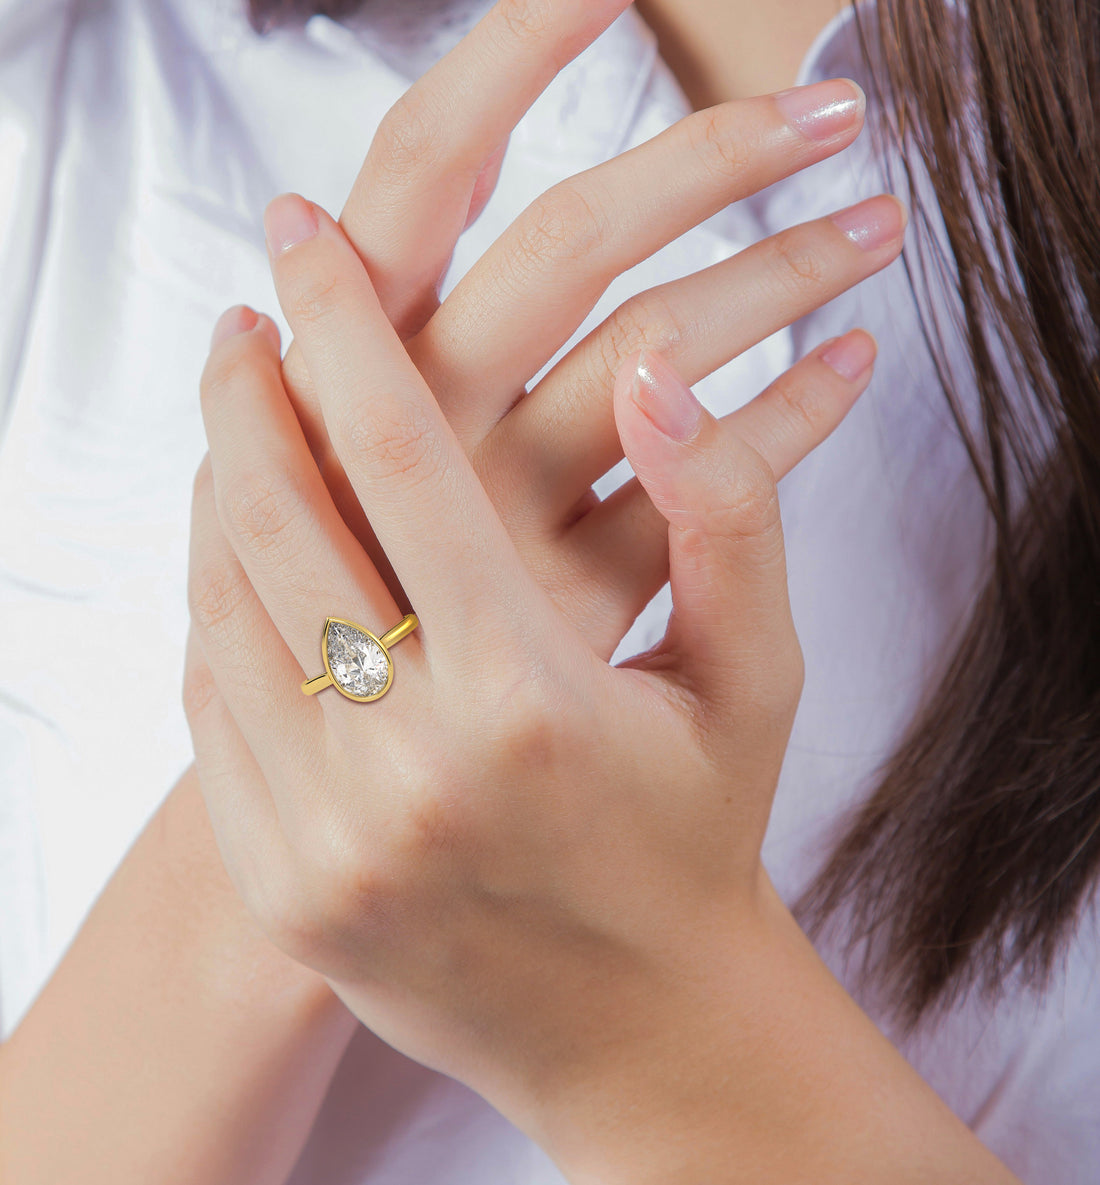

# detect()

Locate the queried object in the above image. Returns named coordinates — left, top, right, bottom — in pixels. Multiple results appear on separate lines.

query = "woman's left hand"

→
left=188, top=177, right=801, bottom=1105
left=183, top=196, right=1021, bottom=1185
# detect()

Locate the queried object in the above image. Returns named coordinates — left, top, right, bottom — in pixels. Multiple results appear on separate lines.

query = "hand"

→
left=186, top=0, right=907, bottom=1160
left=180, top=13, right=1028, bottom=1182
left=268, top=0, right=905, bottom=658
left=182, top=176, right=888, bottom=1169
left=186, top=0, right=905, bottom=1047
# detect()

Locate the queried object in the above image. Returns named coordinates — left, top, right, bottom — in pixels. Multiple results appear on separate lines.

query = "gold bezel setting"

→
left=322, top=616, right=394, bottom=703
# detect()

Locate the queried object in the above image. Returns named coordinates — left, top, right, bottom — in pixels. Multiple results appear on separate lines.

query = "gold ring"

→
left=301, top=614, right=419, bottom=703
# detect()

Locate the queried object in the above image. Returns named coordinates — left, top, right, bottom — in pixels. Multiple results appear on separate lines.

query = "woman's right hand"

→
left=263, top=0, right=906, bottom=660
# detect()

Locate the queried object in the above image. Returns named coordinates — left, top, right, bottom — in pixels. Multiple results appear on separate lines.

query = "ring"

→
left=301, top=614, right=419, bottom=703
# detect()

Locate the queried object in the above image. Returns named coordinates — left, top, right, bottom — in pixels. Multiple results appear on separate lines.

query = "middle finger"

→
left=339, top=0, right=635, bottom=337
left=263, top=195, right=550, bottom=664
left=487, top=193, right=908, bottom=530
left=412, top=77, right=867, bottom=444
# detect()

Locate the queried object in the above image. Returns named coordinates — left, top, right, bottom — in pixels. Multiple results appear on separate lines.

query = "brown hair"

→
left=246, top=0, right=1100, bottom=1032
left=796, top=0, right=1100, bottom=1033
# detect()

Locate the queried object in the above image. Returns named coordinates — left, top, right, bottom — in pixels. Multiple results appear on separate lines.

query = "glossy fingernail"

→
left=830, top=195, right=908, bottom=251
left=264, top=193, right=320, bottom=255
left=210, top=304, right=258, bottom=350
left=630, top=350, right=702, bottom=442
left=820, top=331, right=877, bottom=381
left=774, top=77, right=865, bottom=141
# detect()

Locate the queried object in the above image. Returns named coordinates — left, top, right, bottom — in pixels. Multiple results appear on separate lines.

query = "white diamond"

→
left=326, top=621, right=390, bottom=698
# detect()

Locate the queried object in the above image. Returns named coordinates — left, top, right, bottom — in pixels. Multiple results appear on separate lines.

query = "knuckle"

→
left=315, top=840, right=401, bottom=949
left=497, top=0, right=555, bottom=41
left=188, top=557, right=250, bottom=639
left=219, top=470, right=312, bottom=561
left=688, top=106, right=754, bottom=185
left=253, top=872, right=324, bottom=965
left=596, top=304, right=645, bottom=383
left=770, top=369, right=832, bottom=441
left=493, top=667, right=575, bottom=774
left=511, top=183, right=610, bottom=272
left=712, top=447, right=781, bottom=541
left=285, top=270, right=346, bottom=331
left=373, top=90, right=447, bottom=183
left=341, top=397, right=442, bottom=489
left=768, top=227, right=828, bottom=298
left=598, top=290, right=687, bottom=380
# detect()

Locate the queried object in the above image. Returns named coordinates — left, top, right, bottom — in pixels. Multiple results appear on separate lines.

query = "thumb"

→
left=612, top=349, right=803, bottom=718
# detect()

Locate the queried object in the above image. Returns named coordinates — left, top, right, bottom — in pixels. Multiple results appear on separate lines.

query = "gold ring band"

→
left=301, top=613, right=419, bottom=703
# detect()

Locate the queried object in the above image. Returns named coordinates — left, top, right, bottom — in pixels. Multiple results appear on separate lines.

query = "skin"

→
left=0, top=764, right=358, bottom=1185
left=186, top=188, right=1021, bottom=1182
left=0, top=1, right=1019, bottom=1181
left=635, top=0, right=852, bottom=106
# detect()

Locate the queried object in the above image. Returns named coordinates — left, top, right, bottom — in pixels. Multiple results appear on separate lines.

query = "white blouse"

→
left=0, top=1, right=1096, bottom=1181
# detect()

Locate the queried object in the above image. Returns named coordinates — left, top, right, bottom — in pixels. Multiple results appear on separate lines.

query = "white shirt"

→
left=1, top=1, right=1097, bottom=1181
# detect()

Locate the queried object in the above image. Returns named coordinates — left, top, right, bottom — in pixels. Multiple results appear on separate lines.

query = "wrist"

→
left=161, top=765, right=352, bottom=1025
left=520, top=872, right=785, bottom=1184
left=523, top=868, right=1017, bottom=1185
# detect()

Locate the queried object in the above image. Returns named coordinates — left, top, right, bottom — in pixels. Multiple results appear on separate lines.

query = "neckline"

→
left=795, top=0, right=871, bottom=88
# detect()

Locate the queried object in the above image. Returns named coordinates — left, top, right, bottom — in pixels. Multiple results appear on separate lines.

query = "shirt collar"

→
left=795, top=0, right=963, bottom=91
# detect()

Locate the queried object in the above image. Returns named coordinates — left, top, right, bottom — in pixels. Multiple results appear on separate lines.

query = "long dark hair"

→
left=796, top=0, right=1100, bottom=1034
left=247, top=0, right=1100, bottom=1033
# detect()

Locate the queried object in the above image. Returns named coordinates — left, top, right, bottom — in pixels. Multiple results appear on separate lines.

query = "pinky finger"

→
left=565, top=331, right=877, bottom=657
left=729, top=328, right=877, bottom=481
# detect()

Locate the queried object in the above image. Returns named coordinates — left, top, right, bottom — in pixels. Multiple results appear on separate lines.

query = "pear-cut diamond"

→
left=326, top=620, right=390, bottom=699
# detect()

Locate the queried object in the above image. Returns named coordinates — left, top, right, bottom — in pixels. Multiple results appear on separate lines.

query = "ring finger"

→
left=187, top=452, right=323, bottom=835
left=196, top=307, right=420, bottom=729
left=412, top=77, right=867, bottom=444
left=485, top=193, right=908, bottom=531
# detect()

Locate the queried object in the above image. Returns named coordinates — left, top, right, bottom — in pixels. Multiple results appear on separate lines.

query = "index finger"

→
left=339, top=0, right=634, bottom=335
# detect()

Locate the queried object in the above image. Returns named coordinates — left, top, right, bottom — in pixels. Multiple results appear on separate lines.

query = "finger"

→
left=723, top=329, right=878, bottom=475
left=606, top=351, right=805, bottom=729
left=181, top=623, right=293, bottom=907
left=276, top=0, right=632, bottom=527
left=488, top=194, right=907, bottom=531
left=413, top=77, right=867, bottom=442
left=186, top=451, right=324, bottom=823
left=262, top=196, right=541, bottom=661
left=199, top=305, right=413, bottom=698
left=339, top=0, right=633, bottom=336
left=566, top=333, right=878, bottom=659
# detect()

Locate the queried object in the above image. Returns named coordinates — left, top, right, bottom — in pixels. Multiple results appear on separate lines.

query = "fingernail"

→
left=630, top=350, right=702, bottom=442
left=773, top=77, right=865, bottom=142
left=264, top=193, right=320, bottom=255
left=210, top=304, right=258, bottom=350
left=830, top=195, right=908, bottom=251
left=820, top=331, right=877, bottom=381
